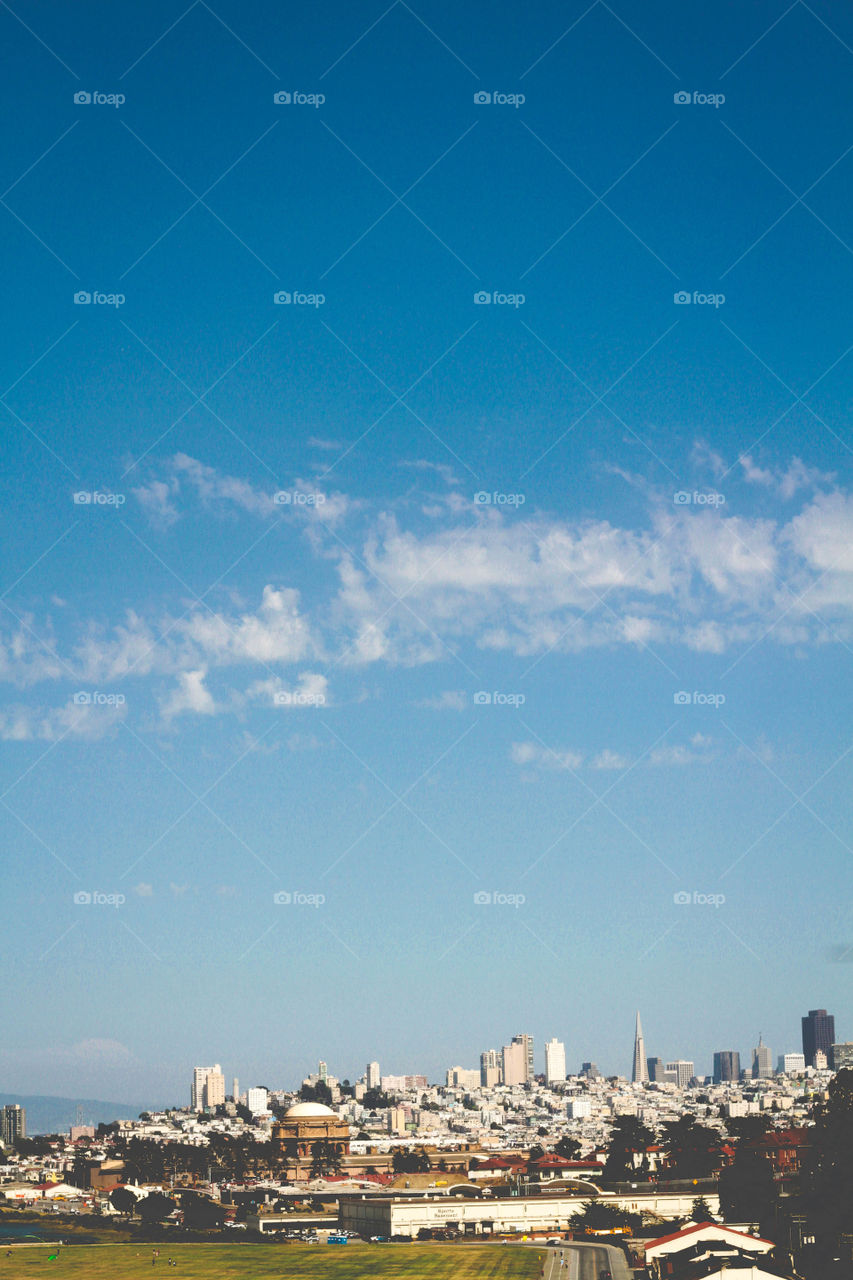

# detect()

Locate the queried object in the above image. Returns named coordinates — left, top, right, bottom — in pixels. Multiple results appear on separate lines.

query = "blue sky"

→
left=1, top=0, right=852, bottom=1105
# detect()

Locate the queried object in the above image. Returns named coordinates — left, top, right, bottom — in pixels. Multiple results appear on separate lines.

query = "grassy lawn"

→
left=0, top=1241, right=544, bottom=1280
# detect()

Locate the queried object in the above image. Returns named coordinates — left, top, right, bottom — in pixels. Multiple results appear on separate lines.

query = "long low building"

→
left=340, top=1188, right=720, bottom=1237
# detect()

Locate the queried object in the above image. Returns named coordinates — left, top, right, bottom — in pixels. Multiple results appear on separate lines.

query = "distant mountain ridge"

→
left=0, top=1094, right=149, bottom=1136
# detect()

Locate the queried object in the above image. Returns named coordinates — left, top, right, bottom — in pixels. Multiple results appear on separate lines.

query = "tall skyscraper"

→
left=713, top=1051, right=741, bottom=1084
left=512, top=1033, right=534, bottom=1081
left=480, top=1049, right=501, bottom=1087
left=1, top=1105, right=25, bottom=1146
left=647, top=1057, right=665, bottom=1082
left=502, top=1039, right=527, bottom=1085
left=191, top=1064, right=225, bottom=1110
left=802, top=1009, right=835, bottom=1068
left=545, top=1038, right=566, bottom=1085
left=632, top=1011, right=648, bottom=1083
left=366, top=1061, right=380, bottom=1089
left=318, top=1060, right=328, bottom=1081
left=752, top=1037, right=772, bottom=1079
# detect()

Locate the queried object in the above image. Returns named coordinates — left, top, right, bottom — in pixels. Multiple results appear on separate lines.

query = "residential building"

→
left=480, top=1049, right=501, bottom=1087
left=779, top=1052, right=806, bottom=1074
left=802, top=1008, right=835, bottom=1068
left=544, top=1038, right=566, bottom=1085
left=512, top=1033, right=534, bottom=1081
left=246, top=1087, right=269, bottom=1115
left=446, top=1066, right=479, bottom=1089
left=366, top=1061, right=380, bottom=1090
left=191, top=1064, right=225, bottom=1111
left=567, top=1097, right=592, bottom=1119
left=502, top=1039, right=527, bottom=1086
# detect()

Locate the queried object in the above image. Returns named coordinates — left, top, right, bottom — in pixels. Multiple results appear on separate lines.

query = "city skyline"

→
left=1, top=0, right=852, bottom=1106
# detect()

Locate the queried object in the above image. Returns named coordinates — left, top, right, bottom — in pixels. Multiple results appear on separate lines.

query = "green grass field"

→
left=0, top=1242, right=544, bottom=1280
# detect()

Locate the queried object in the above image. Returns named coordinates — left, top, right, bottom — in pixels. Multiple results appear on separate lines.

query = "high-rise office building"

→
left=832, top=1043, right=853, bottom=1071
left=713, top=1051, right=741, bottom=1084
left=502, top=1039, right=528, bottom=1086
left=778, top=1052, right=806, bottom=1075
left=512, top=1033, right=534, bottom=1081
left=191, top=1064, right=225, bottom=1110
left=318, top=1060, right=328, bottom=1081
left=802, top=1009, right=835, bottom=1068
left=647, top=1057, right=665, bottom=1082
left=632, top=1011, right=648, bottom=1084
left=366, top=1061, right=380, bottom=1090
left=1, top=1105, right=25, bottom=1146
left=752, top=1037, right=772, bottom=1079
left=480, top=1049, right=501, bottom=1087
left=545, top=1038, right=566, bottom=1085
left=665, top=1060, right=694, bottom=1088
left=580, top=1062, right=600, bottom=1079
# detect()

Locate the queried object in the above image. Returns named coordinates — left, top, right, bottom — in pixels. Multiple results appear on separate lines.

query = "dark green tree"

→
left=691, top=1195, right=715, bottom=1222
left=660, top=1115, right=720, bottom=1180
left=310, top=1139, right=342, bottom=1178
left=803, top=1067, right=853, bottom=1260
left=603, top=1116, right=656, bottom=1183
left=137, top=1192, right=177, bottom=1223
left=718, top=1146, right=777, bottom=1231
left=555, top=1135, right=583, bottom=1160
left=109, top=1186, right=139, bottom=1217
left=181, top=1191, right=225, bottom=1230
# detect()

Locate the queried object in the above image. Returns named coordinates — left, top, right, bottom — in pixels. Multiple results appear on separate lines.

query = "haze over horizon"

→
left=1, top=0, right=851, bottom=1106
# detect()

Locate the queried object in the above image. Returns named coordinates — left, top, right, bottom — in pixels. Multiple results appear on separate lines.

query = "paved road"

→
left=537, top=1241, right=632, bottom=1280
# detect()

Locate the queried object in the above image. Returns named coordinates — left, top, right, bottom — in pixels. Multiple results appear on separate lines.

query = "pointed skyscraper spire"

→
left=632, top=1010, right=648, bottom=1083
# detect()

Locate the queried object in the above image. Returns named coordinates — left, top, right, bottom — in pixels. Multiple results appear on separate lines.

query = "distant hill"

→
left=0, top=1094, right=149, bottom=1136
